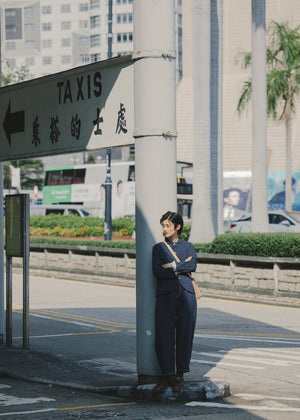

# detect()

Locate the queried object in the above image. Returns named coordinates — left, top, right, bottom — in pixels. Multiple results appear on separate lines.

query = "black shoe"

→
left=153, top=377, right=169, bottom=393
left=171, top=372, right=184, bottom=392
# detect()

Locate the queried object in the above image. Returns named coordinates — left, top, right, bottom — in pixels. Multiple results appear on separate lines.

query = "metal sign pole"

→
left=6, top=257, right=12, bottom=348
left=23, top=194, right=30, bottom=349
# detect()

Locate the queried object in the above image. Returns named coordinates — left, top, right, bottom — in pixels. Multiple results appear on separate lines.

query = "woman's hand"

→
left=161, top=261, right=176, bottom=271
left=185, top=256, right=192, bottom=262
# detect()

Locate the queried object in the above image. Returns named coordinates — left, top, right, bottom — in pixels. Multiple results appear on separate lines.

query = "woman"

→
left=152, top=211, right=197, bottom=392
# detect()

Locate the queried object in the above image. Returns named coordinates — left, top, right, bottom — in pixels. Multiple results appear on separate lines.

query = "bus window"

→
left=128, top=165, right=135, bottom=181
left=45, top=171, right=60, bottom=186
left=177, top=177, right=193, bottom=194
left=74, top=169, right=86, bottom=184
left=61, top=169, right=74, bottom=185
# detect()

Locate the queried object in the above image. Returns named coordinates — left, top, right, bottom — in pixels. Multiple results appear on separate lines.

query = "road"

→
left=1, top=272, right=300, bottom=419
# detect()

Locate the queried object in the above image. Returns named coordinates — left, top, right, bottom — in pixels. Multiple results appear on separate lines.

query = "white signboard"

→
left=0, top=55, right=133, bottom=161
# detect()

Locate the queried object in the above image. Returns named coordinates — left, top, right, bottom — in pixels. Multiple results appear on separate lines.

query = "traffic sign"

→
left=0, top=55, right=133, bottom=161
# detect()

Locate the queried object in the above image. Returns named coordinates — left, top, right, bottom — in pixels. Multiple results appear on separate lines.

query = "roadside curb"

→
left=0, top=368, right=230, bottom=402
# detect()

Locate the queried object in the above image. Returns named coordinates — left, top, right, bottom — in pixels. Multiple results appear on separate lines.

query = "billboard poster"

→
left=222, top=170, right=300, bottom=220
left=268, top=170, right=300, bottom=211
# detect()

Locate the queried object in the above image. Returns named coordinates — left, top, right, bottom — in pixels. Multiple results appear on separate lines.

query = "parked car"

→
left=30, top=205, right=90, bottom=217
left=229, top=211, right=300, bottom=233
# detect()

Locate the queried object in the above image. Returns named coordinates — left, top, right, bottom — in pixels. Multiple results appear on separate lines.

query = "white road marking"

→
left=193, top=351, right=291, bottom=366
left=194, top=333, right=300, bottom=345
left=185, top=401, right=300, bottom=412
left=191, top=359, right=263, bottom=370
left=0, top=393, right=55, bottom=407
left=235, top=393, right=300, bottom=401
left=0, top=408, right=55, bottom=417
left=29, top=333, right=74, bottom=339
left=0, top=385, right=11, bottom=390
left=219, top=348, right=300, bottom=361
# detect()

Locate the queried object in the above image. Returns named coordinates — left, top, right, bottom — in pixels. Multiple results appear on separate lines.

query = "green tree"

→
left=9, top=159, right=44, bottom=190
left=86, top=154, right=95, bottom=164
left=1, top=57, right=29, bottom=86
left=237, top=21, right=300, bottom=212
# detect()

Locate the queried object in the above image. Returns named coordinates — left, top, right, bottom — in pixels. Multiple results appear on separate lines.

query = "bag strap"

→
left=163, top=241, right=181, bottom=262
left=163, top=240, right=193, bottom=280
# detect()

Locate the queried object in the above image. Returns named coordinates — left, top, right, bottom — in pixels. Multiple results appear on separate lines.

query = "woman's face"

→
left=161, top=219, right=180, bottom=241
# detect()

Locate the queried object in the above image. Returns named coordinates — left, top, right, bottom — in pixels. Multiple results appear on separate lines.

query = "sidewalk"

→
left=0, top=344, right=230, bottom=403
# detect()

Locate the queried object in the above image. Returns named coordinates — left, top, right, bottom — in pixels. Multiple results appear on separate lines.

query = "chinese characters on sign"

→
left=71, top=114, right=81, bottom=140
left=116, top=103, right=127, bottom=134
left=32, top=116, right=40, bottom=147
left=93, top=107, right=103, bottom=135
left=50, top=116, right=60, bottom=143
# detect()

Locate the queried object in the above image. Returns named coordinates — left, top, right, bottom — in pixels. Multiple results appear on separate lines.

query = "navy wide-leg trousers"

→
left=155, top=283, right=197, bottom=376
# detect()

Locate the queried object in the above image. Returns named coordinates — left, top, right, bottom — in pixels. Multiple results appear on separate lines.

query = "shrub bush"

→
left=30, top=236, right=135, bottom=249
left=195, top=232, right=300, bottom=258
left=30, top=215, right=135, bottom=237
left=29, top=215, right=300, bottom=258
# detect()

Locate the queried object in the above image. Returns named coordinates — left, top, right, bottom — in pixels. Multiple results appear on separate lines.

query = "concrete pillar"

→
left=133, top=0, right=177, bottom=381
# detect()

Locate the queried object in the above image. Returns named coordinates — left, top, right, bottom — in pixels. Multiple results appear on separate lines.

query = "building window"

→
left=25, top=57, right=35, bottom=66
left=79, top=36, right=89, bottom=47
left=61, top=4, right=71, bottom=13
left=79, top=3, right=89, bottom=11
left=43, top=56, right=52, bottom=65
left=42, top=6, right=52, bottom=14
left=79, top=20, right=89, bottom=29
left=90, top=0, right=100, bottom=8
left=24, top=6, right=34, bottom=16
left=5, top=9, right=16, bottom=17
left=90, top=15, right=100, bottom=28
left=62, top=38, right=71, bottom=47
left=116, top=0, right=132, bottom=3
left=6, top=25, right=16, bottom=35
left=61, top=21, right=71, bottom=30
left=42, top=23, right=51, bottom=31
left=90, top=34, right=100, bottom=47
left=62, top=55, right=71, bottom=64
left=117, top=32, right=132, bottom=43
left=25, top=40, right=36, bottom=49
left=117, top=13, right=132, bottom=24
left=25, top=23, right=35, bottom=32
left=42, top=39, right=52, bottom=48
left=80, top=54, right=90, bottom=63
left=91, top=53, right=101, bottom=62
left=6, top=41, right=16, bottom=50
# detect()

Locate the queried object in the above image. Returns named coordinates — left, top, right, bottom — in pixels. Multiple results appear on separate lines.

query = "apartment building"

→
left=0, top=0, right=182, bottom=80
left=0, top=0, right=135, bottom=78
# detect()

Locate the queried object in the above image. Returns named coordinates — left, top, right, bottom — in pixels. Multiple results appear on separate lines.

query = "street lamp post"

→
left=104, top=0, right=113, bottom=241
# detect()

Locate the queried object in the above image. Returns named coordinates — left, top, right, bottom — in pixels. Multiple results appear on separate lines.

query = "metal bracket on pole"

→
left=132, top=50, right=176, bottom=60
left=133, top=129, right=178, bottom=139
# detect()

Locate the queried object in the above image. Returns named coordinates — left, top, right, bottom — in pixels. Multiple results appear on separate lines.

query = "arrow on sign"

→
left=3, top=101, right=25, bottom=146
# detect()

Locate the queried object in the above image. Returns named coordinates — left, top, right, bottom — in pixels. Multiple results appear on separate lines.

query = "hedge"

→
left=194, top=233, right=300, bottom=258
left=29, top=215, right=300, bottom=258
left=29, top=231, right=300, bottom=258
left=30, top=236, right=135, bottom=249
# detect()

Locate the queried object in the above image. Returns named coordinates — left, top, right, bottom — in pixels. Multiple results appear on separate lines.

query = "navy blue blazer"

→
left=152, top=238, right=197, bottom=296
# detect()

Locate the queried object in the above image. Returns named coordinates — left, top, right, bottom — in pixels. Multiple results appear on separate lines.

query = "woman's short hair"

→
left=160, top=211, right=184, bottom=235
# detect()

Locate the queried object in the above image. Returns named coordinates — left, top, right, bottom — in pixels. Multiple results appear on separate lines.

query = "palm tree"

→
left=237, top=21, right=300, bottom=212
